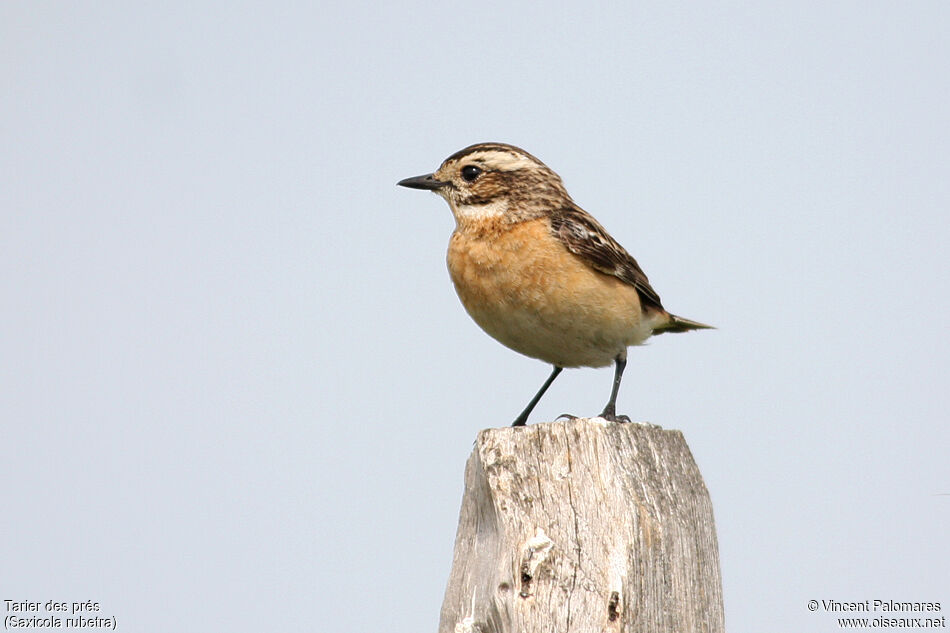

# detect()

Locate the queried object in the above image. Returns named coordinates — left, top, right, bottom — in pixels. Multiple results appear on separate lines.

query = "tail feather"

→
left=653, top=313, right=715, bottom=335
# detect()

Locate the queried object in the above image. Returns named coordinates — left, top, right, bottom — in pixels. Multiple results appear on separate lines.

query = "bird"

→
left=397, top=142, right=711, bottom=426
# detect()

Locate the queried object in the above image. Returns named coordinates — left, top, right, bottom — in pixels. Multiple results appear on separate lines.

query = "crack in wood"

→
left=607, top=590, right=621, bottom=622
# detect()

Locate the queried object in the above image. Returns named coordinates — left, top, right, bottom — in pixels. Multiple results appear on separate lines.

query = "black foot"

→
left=554, top=411, right=631, bottom=424
left=596, top=354, right=631, bottom=424
left=557, top=412, right=630, bottom=422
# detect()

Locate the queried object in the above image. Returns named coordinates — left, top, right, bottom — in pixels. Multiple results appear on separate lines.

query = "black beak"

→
left=397, top=173, right=449, bottom=191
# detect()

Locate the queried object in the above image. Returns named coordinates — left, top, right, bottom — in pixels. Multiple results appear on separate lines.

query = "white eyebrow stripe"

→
left=463, top=151, right=538, bottom=171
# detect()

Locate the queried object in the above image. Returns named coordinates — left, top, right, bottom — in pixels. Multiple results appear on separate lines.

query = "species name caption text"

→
left=4, top=600, right=115, bottom=630
left=807, top=600, right=946, bottom=629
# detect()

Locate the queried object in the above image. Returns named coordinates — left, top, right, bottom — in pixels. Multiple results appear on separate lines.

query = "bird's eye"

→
left=461, top=165, right=483, bottom=182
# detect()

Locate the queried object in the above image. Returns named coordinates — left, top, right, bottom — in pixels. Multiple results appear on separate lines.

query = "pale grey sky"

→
left=2, top=2, right=948, bottom=631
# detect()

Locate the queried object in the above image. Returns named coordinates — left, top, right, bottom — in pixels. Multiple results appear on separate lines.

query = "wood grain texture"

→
left=439, top=418, right=724, bottom=633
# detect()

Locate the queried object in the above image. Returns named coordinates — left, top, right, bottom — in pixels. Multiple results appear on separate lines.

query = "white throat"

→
left=450, top=198, right=508, bottom=224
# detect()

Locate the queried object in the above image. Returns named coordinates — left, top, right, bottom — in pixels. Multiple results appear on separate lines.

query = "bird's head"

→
left=398, top=143, right=571, bottom=226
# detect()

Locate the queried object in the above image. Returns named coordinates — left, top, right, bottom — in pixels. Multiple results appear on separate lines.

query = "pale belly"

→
left=446, top=221, right=656, bottom=368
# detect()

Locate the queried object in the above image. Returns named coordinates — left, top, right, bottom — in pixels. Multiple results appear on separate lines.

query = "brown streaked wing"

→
left=549, top=205, right=665, bottom=312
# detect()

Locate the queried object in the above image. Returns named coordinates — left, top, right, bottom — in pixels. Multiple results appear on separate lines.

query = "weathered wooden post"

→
left=439, top=418, right=724, bottom=633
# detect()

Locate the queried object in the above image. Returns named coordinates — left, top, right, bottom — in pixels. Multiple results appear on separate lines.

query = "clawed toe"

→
left=558, top=412, right=631, bottom=423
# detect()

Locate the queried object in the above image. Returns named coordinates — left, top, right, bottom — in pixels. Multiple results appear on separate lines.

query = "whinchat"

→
left=398, top=143, right=711, bottom=426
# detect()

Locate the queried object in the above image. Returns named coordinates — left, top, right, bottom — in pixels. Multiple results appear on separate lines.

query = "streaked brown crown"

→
left=432, top=142, right=571, bottom=210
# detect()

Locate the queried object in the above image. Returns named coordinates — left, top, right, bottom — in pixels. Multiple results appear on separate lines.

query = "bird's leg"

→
left=512, top=366, right=563, bottom=427
left=599, top=353, right=631, bottom=423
